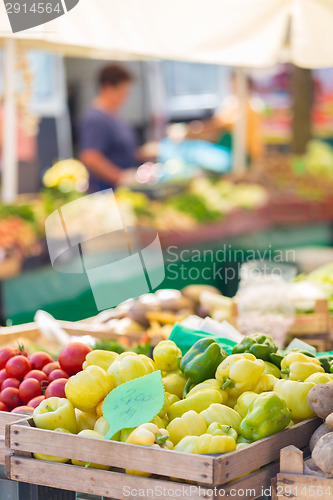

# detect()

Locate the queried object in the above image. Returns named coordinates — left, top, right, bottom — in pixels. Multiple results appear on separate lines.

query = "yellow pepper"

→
left=166, top=410, right=207, bottom=445
left=281, top=353, right=324, bottom=381
left=96, top=400, right=104, bottom=417
left=206, top=422, right=238, bottom=441
left=253, top=374, right=279, bottom=394
left=305, top=373, right=333, bottom=384
left=200, top=403, right=242, bottom=432
left=174, top=433, right=236, bottom=454
left=126, top=423, right=172, bottom=448
left=75, top=409, right=99, bottom=432
left=65, top=365, right=113, bottom=412
left=82, top=350, right=119, bottom=371
left=167, top=389, right=224, bottom=420
left=162, top=371, right=187, bottom=399
left=263, top=361, right=281, bottom=378
left=33, top=397, right=77, bottom=434
left=234, top=392, right=258, bottom=419
left=151, top=415, right=166, bottom=429
left=126, top=423, right=173, bottom=476
left=72, top=430, right=110, bottom=470
left=186, top=379, right=227, bottom=399
left=94, top=416, right=120, bottom=440
left=107, top=352, right=155, bottom=387
left=215, top=354, right=265, bottom=402
left=158, top=392, right=180, bottom=418
left=153, top=340, right=182, bottom=372
left=274, top=379, right=316, bottom=422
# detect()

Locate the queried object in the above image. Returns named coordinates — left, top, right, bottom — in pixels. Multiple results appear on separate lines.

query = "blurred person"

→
left=79, top=64, right=139, bottom=192
left=168, top=74, right=264, bottom=165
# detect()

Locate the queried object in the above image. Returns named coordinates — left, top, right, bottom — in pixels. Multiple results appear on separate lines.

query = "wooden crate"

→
left=0, top=412, right=29, bottom=465
left=4, top=417, right=321, bottom=499
left=272, top=445, right=333, bottom=500
left=0, top=320, right=144, bottom=348
left=231, top=300, right=331, bottom=351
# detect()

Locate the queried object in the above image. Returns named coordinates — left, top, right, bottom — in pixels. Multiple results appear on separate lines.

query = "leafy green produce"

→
left=168, top=193, right=221, bottom=223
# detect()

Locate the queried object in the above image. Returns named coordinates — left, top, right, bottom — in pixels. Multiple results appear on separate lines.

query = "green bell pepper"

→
left=330, top=360, right=333, bottom=374
left=232, top=333, right=278, bottom=362
left=239, top=392, right=291, bottom=441
left=269, top=352, right=285, bottom=368
left=178, top=338, right=228, bottom=397
left=317, top=355, right=333, bottom=373
left=286, top=349, right=316, bottom=358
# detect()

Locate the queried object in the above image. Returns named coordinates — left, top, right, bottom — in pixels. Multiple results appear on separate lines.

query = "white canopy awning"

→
left=0, top=0, right=290, bottom=66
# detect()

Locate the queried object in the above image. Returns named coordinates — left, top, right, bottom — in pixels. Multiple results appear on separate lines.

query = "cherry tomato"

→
left=23, top=370, right=48, bottom=383
left=1, top=388, right=22, bottom=411
left=0, top=348, right=16, bottom=369
left=42, top=362, right=60, bottom=376
left=19, top=379, right=42, bottom=404
left=11, top=406, right=34, bottom=414
left=6, top=356, right=31, bottom=380
left=29, top=352, right=54, bottom=371
left=0, top=402, right=8, bottom=412
left=48, top=369, right=69, bottom=382
left=58, top=343, right=92, bottom=376
left=1, top=378, right=20, bottom=390
left=45, top=379, right=68, bottom=399
left=14, top=345, right=28, bottom=357
left=27, top=395, right=45, bottom=409
left=0, top=368, right=7, bottom=387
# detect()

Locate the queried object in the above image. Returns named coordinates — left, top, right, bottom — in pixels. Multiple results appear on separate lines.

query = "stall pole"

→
left=2, top=38, right=18, bottom=203
left=233, top=67, right=247, bottom=175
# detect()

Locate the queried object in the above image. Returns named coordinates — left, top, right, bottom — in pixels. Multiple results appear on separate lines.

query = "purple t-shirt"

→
left=79, top=108, right=138, bottom=192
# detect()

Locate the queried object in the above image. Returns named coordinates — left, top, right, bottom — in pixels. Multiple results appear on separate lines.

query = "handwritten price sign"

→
left=103, top=370, right=165, bottom=440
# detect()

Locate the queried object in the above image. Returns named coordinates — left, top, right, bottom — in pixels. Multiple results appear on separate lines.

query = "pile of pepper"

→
left=31, top=334, right=333, bottom=472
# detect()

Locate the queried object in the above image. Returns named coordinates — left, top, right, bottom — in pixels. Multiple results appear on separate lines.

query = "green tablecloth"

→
left=2, top=223, right=332, bottom=325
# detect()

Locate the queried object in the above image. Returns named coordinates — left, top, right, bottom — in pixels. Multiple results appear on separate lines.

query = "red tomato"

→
left=0, top=368, right=7, bottom=387
left=42, top=362, right=60, bottom=376
left=1, top=378, right=20, bottom=390
left=27, top=395, right=45, bottom=409
left=14, top=345, right=28, bottom=357
left=44, top=378, right=68, bottom=399
left=0, top=348, right=16, bottom=369
left=29, top=352, right=54, bottom=371
left=0, top=402, right=8, bottom=412
left=19, top=379, right=42, bottom=404
left=6, top=356, right=31, bottom=380
left=23, top=370, right=48, bottom=383
left=48, top=369, right=69, bottom=382
left=1, top=388, right=22, bottom=411
left=58, top=343, right=92, bottom=376
left=11, top=406, right=34, bottom=414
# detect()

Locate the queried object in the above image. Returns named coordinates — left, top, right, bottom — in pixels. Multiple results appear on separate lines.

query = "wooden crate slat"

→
left=6, top=417, right=320, bottom=487
left=213, top=418, right=320, bottom=484
left=219, top=461, right=280, bottom=500
left=5, top=456, right=214, bottom=500
left=6, top=422, right=214, bottom=484
left=0, top=413, right=29, bottom=463
left=272, top=445, right=333, bottom=499
left=275, top=473, right=333, bottom=500
left=0, top=411, right=28, bottom=435
left=6, top=454, right=278, bottom=500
